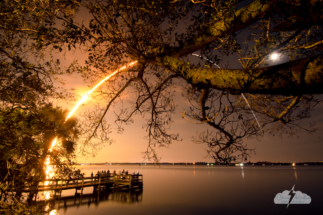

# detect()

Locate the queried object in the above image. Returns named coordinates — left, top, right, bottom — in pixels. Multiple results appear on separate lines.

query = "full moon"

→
left=271, top=53, right=278, bottom=60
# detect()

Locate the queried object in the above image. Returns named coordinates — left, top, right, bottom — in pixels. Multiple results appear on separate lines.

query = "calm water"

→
left=50, top=165, right=323, bottom=215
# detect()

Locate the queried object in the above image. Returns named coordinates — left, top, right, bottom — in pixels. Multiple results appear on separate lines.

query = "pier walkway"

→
left=11, top=174, right=143, bottom=200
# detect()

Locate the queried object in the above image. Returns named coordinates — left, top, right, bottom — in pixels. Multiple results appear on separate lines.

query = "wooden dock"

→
left=7, top=174, right=143, bottom=200
left=34, top=189, right=143, bottom=211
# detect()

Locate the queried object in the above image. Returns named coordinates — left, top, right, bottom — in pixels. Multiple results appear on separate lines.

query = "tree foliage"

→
left=30, top=0, right=323, bottom=163
left=2, top=0, right=323, bottom=176
left=0, top=0, right=82, bottom=213
left=0, top=105, right=80, bottom=213
left=0, top=0, right=81, bottom=109
left=1, top=0, right=323, bottom=211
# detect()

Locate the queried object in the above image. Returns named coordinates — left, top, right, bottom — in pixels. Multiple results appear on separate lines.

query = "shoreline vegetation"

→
left=75, top=162, right=323, bottom=166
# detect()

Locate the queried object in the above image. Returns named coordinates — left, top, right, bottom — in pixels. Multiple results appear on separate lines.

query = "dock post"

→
left=81, top=178, right=84, bottom=196
left=56, top=180, right=62, bottom=199
left=34, top=192, right=38, bottom=201
left=98, top=175, right=101, bottom=193
left=141, top=174, right=143, bottom=189
left=115, top=175, right=118, bottom=189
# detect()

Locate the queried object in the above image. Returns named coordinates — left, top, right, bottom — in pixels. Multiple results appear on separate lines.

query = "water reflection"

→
left=241, top=167, right=245, bottom=179
left=45, top=189, right=143, bottom=214
left=36, top=165, right=323, bottom=215
left=49, top=209, right=58, bottom=215
left=293, top=167, right=298, bottom=181
left=44, top=157, right=55, bottom=200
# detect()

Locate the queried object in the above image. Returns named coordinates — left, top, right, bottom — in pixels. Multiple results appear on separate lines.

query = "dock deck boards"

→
left=11, top=174, right=143, bottom=194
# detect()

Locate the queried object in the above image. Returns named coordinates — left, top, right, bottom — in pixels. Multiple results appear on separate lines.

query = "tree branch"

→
left=159, top=54, right=323, bottom=95
left=275, top=95, right=302, bottom=124
left=166, top=0, right=277, bottom=57
left=120, top=74, right=179, bottom=122
left=87, top=76, right=139, bottom=141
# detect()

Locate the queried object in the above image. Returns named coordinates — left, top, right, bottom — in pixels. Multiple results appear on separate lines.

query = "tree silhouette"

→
left=2, top=0, right=323, bottom=164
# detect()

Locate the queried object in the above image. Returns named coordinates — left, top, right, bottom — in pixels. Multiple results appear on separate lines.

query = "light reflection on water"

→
left=241, top=166, right=245, bottom=179
left=293, top=167, right=298, bottom=181
left=49, top=209, right=58, bottom=215
left=44, top=157, right=55, bottom=201
left=46, top=165, right=323, bottom=215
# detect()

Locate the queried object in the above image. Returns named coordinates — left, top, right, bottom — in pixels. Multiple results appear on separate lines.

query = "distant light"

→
left=292, top=163, right=296, bottom=166
left=271, top=53, right=278, bottom=60
left=207, top=163, right=209, bottom=166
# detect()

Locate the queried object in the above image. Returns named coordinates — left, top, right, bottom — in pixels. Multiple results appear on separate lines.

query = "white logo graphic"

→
left=274, top=185, right=311, bottom=208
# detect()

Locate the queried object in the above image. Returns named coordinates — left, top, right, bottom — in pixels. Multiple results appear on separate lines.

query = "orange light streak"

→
left=43, top=61, right=138, bottom=200
left=49, top=137, right=57, bottom=152
left=65, top=61, right=138, bottom=121
left=50, top=61, right=138, bottom=150
left=45, top=60, right=138, bottom=180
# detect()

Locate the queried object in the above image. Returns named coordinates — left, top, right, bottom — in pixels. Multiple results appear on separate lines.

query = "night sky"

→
left=53, top=48, right=323, bottom=164
left=51, top=3, right=323, bottom=164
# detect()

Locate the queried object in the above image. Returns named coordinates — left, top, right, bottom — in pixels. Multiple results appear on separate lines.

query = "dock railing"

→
left=3, top=173, right=143, bottom=197
left=11, top=173, right=142, bottom=192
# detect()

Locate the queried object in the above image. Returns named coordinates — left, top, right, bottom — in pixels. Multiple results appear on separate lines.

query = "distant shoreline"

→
left=74, top=161, right=323, bottom=166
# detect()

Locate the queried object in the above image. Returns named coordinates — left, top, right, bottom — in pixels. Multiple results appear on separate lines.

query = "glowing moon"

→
left=271, top=53, right=278, bottom=60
